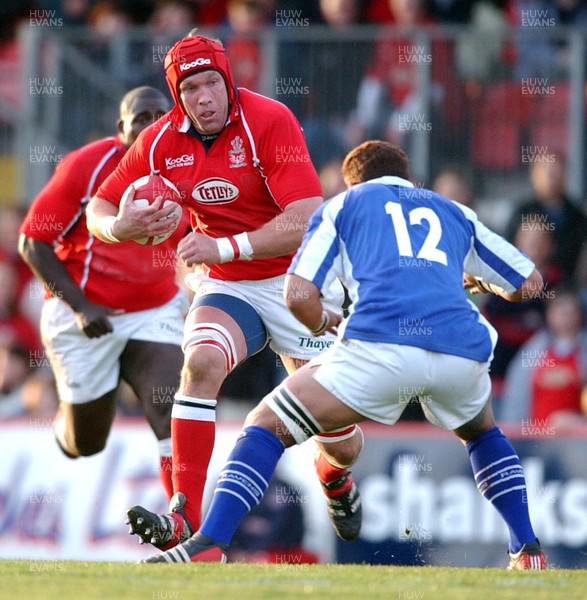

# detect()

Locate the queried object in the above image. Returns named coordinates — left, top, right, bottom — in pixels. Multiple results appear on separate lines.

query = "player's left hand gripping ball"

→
left=125, top=174, right=183, bottom=245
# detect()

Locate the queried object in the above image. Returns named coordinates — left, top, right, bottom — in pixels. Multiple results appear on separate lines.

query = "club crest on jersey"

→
left=228, top=136, right=247, bottom=169
left=192, top=178, right=239, bottom=204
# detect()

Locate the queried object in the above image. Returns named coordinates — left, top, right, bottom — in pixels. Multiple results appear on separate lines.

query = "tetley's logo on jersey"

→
left=192, top=178, right=239, bottom=204
left=165, top=154, right=194, bottom=169
left=179, top=57, right=212, bottom=71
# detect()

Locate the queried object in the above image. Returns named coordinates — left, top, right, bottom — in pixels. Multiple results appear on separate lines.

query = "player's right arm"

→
left=87, top=191, right=179, bottom=244
left=18, top=235, right=117, bottom=337
left=86, top=133, right=180, bottom=243
left=284, top=274, right=342, bottom=337
left=285, top=192, right=347, bottom=335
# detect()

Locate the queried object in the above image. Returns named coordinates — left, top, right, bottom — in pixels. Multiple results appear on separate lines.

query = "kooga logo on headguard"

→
left=180, top=57, right=212, bottom=71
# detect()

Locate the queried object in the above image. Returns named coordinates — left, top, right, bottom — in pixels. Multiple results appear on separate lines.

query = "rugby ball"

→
left=126, top=174, right=183, bottom=245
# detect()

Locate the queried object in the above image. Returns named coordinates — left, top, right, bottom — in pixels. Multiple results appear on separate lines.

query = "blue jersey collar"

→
left=366, top=176, right=414, bottom=188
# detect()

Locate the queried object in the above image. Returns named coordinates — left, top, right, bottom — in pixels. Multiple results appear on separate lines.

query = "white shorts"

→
left=189, top=274, right=345, bottom=361
left=311, top=338, right=492, bottom=430
left=40, top=291, right=188, bottom=404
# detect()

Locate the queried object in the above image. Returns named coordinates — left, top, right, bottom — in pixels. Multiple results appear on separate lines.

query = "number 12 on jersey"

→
left=385, top=201, right=447, bottom=266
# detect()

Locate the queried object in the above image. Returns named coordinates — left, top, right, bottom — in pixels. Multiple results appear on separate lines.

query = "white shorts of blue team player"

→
left=183, top=273, right=345, bottom=368
left=40, top=291, right=188, bottom=404
left=311, top=337, right=493, bottom=431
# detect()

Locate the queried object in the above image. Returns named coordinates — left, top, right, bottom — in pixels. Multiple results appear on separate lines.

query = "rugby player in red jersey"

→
left=19, top=86, right=189, bottom=500
left=86, top=32, right=363, bottom=557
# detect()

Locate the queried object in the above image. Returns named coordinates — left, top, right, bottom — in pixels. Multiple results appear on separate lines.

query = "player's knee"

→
left=243, top=402, right=297, bottom=448
left=145, top=411, right=171, bottom=440
left=56, top=440, right=80, bottom=459
left=71, top=433, right=107, bottom=457
left=316, top=426, right=363, bottom=467
left=182, top=346, right=227, bottom=386
left=453, top=400, right=496, bottom=442
left=182, top=322, right=239, bottom=385
left=325, top=443, right=358, bottom=468
left=55, top=422, right=103, bottom=458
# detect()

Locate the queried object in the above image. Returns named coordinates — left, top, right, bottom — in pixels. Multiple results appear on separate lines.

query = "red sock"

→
left=159, top=456, right=174, bottom=500
left=171, top=399, right=216, bottom=530
left=315, top=452, right=352, bottom=497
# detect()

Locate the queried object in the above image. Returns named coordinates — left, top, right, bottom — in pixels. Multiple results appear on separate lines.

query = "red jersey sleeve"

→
left=95, top=128, right=154, bottom=206
left=243, top=93, right=323, bottom=209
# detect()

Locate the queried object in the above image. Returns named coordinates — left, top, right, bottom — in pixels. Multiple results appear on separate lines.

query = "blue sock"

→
left=466, top=426, right=537, bottom=553
left=200, top=425, right=285, bottom=545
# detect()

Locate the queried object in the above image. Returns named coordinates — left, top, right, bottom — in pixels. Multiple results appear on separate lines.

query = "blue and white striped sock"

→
left=467, top=426, right=537, bottom=553
left=200, top=426, right=285, bottom=545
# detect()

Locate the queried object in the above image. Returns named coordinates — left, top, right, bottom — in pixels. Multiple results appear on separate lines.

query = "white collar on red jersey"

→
left=177, top=113, right=233, bottom=134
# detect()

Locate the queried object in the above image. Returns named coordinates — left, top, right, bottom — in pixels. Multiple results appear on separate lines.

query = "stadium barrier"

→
left=1, top=419, right=586, bottom=568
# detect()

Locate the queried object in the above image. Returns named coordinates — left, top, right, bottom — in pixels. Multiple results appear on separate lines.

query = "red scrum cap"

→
left=164, top=34, right=238, bottom=116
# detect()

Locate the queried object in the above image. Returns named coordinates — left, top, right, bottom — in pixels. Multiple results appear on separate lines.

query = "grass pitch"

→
left=3, top=560, right=586, bottom=600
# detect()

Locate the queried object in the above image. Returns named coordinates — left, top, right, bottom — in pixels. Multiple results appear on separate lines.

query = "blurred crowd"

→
left=1, top=0, right=585, bottom=33
left=2, top=0, right=587, bottom=170
left=1, top=0, right=587, bottom=425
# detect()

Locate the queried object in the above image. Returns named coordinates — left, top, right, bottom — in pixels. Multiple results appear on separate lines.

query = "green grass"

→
left=2, top=560, right=587, bottom=600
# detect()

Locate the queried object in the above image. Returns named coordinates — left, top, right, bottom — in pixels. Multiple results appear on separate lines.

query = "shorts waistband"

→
left=210, top=274, right=286, bottom=288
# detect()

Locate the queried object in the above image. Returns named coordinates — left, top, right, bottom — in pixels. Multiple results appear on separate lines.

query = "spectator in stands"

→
left=455, top=1, right=512, bottom=90
left=555, top=0, right=587, bottom=24
left=501, top=288, right=587, bottom=425
left=512, top=0, right=587, bottom=80
left=149, top=0, right=197, bottom=34
left=362, top=0, right=395, bottom=23
left=345, top=0, right=463, bottom=162
left=364, top=0, right=503, bottom=24
left=191, top=0, right=229, bottom=25
left=504, top=153, right=587, bottom=283
left=427, top=0, right=490, bottom=24
left=86, top=1, right=135, bottom=37
left=146, top=0, right=198, bottom=91
left=481, top=222, right=562, bottom=401
left=432, top=166, right=474, bottom=208
left=222, top=0, right=275, bottom=92
left=34, top=0, right=93, bottom=25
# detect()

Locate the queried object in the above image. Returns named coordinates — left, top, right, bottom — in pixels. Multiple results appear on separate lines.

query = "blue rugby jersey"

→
left=289, top=176, right=535, bottom=362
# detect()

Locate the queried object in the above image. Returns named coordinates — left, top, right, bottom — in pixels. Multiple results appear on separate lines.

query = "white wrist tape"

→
left=233, top=232, right=253, bottom=260
left=216, top=232, right=254, bottom=263
left=100, top=215, right=120, bottom=243
left=216, top=237, right=235, bottom=263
